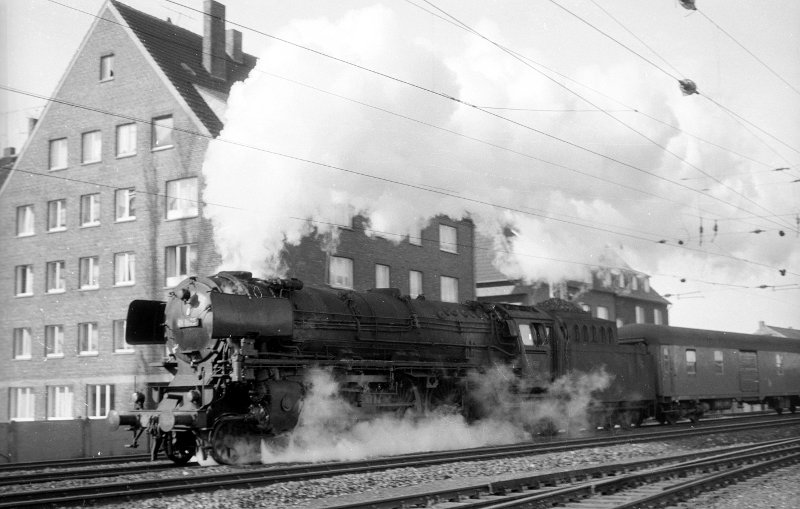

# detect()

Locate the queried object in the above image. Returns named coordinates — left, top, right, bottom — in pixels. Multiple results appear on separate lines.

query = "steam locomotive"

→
left=108, top=271, right=654, bottom=465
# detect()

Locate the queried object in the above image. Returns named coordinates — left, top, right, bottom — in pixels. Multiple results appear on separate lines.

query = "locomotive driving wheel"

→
left=210, top=418, right=261, bottom=465
left=165, top=431, right=196, bottom=465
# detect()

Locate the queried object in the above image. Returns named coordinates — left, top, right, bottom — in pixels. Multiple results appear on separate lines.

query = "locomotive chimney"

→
left=203, top=0, right=227, bottom=80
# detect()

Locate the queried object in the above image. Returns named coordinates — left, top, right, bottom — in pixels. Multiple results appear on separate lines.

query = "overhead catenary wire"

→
left=413, top=0, right=796, bottom=232
left=2, top=82, right=797, bottom=284
left=156, top=0, right=797, bottom=233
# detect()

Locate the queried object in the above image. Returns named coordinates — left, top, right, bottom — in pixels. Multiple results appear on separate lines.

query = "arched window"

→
left=573, top=325, right=581, bottom=343
left=582, top=325, right=589, bottom=342
left=600, top=327, right=607, bottom=344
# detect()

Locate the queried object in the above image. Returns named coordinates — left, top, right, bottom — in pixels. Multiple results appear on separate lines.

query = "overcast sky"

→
left=2, top=0, right=798, bottom=334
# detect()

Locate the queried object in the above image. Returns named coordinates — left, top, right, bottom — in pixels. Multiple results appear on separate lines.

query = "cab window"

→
left=518, top=324, right=534, bottom=347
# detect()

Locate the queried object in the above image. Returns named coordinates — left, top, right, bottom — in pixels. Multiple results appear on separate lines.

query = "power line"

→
left=161, top=0, right=796, bottom=232
left=2, top=83, right=797, bottom=282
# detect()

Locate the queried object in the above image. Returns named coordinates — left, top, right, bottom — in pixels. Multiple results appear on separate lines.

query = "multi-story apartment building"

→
left=475, top=236, right=670, bottom=327
left=0, top=0, right=475, bottom=423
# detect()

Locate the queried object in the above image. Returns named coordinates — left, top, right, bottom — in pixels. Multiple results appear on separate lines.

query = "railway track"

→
left=1, top=414, right=798, bottom=508
left=325, top=437, right=800, bottom=508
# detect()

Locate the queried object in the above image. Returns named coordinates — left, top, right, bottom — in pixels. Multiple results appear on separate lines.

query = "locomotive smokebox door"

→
left=126, top=300, right=167, bottom=344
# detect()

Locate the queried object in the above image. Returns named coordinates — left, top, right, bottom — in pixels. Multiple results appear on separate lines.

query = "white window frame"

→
left=46, top=324, right=65, bottom=357
left=13, top=328, right=32, bottom=360
left=166, top=177, right=198, bottom=219
left=46, top=260, right=66, bottom=293
left=113, top=319, right=133, bottom=353
left=79, top=256, right=99, bottom=290
left=686, top=349, right=697, bottom=375
left=116, top=123, right=136, bottom=157
left=81, top=130, right=102, bottom=164
left=440, top=276, right=459, bottom=303
left=408, top=227, right=423, bottom=246
left=10, top=387, right=35, bottom=421
left=115, top=188, right=136, bottom=222
left=47, top=199, right=67, bottom=232
left=16, top=204, right=34, bottom=236
left=654, top=308, right=664, bottom=325
left=87, top=384, right=114, bottom=418
left=635, top=305, right=645, bottom=324
left=152, top=115, right=174, bottom=150
left=15, top=264, right=33, bottom=296
left=409, top=270, right=423, bottom=298
left=439, top=224, right=458, bottom=254
left=165, top=244, right=196, bottom=287
left=78, top=322, right=99, bottom=355
left=80, top=193, right=100, bottom=227
left=47, top=385, right=73, bottom=420
left=49, top=138, right=68, bottom=170
left=114, top=252, right=135, bottom=286
left=100, top=54, right=114, bottom=81
left=329, top=256, right=353, bottom=289
left=375, top=264, right=390, bottom=288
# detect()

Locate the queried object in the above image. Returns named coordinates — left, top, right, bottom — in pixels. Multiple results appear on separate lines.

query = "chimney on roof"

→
left=203, top=0, right=227, bottom=80
left=226, top=29, right=243, bottom=64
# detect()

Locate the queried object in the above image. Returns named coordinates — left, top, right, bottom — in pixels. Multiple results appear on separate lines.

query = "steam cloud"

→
left=259, top=367, right=611, bottom=464
left=202, top=4, right=799, bottom=332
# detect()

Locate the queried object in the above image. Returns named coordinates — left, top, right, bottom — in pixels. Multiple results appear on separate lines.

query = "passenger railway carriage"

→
left=618, top=324, right=800, bottom=422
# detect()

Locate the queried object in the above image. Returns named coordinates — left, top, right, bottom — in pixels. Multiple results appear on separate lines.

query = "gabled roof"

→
left=757, top=324, right=800, bottom=340
left=111, top=1, right=257, bottom=137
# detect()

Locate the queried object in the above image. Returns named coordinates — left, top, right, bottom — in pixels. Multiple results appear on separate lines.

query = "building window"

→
left=47, top=385, right=73, bottom=420
left=713, top=350, right=723, bottom=374
left=439, top=224, right=458, bottom=253
left=616, top=318, right=624, bottom=328
left=152, top=115, right=174, bottom=149
left=166, top=177, right=198, bottom=219
left=46, top=260, right=66, bottom=293
left=46, top=325, right=64, bottom=357
left=115, top=188, right=135, bottom=221
left=409, top=270, right=423, bottom=298
left=47, top=199, right=67, bottom=231
left=635, top=305, right=645, bottom=324
left=618, top=273, right=625, bottom=287
left=166, top=244, right=196, bottom=287
left=375, top=264, right=390, bottom=288
left=79, top=256, right=99, bottom=289
left=10, top=387, right=35, bottom=421
left=408, top=227, right=423, bottom=246
left=329, top=256, right=353, bottom=289
left=114, top=252, right=135, bottom=286
left=776, top=354, right=784, bottom=375
left=596, top=306, right=609, bottom=320
left=100, top=54, right=114, bottom=81
left=330, top=203, right=353, bottom=229
left=81, top=130, right=102, bottom=164
left=16, top=204, right=34, bottom=236
left=15, top=265, right=33, bottom=296
left=13, top=328, right=32, bottom=359
left=78, top=322, right=99, bottom=355
left=441, top=276, right=459, bottom=303
left=88, top=384, right=114, bottom=418
left=113, top=319, right=133, bottom=353
left=686, top=349, right=696, bottom=375
left=631, top=276, right=639, bottom=291
left=116, top=123, right=136, bottom=157
left=643, top=278, right=650, bottom=293
left=80, top=193, right=100, bottom=227
left=654, top=308, right=664, bottom=325
left=49, top=138, right=68, bottom=170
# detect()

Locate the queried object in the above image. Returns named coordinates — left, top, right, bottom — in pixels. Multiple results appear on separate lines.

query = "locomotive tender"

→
left=108, top=271, right=653, bottom=465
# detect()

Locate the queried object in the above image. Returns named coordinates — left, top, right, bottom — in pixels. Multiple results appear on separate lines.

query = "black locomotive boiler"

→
left=109, top=271, right=654, bottom=465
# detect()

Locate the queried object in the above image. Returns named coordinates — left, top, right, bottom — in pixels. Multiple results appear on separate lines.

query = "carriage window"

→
left=776, top=354, right=783, bottom=375
left=714, top=350, right=724, bottom=374
left=519, top=324, right=534, bottom=347
left=686, top=349, right=696, bottom=375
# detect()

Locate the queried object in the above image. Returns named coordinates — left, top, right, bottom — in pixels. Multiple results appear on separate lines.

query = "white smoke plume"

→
left=202, top=3, right=800, bottom=332
left=259, top=366, right=610, bottom=464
